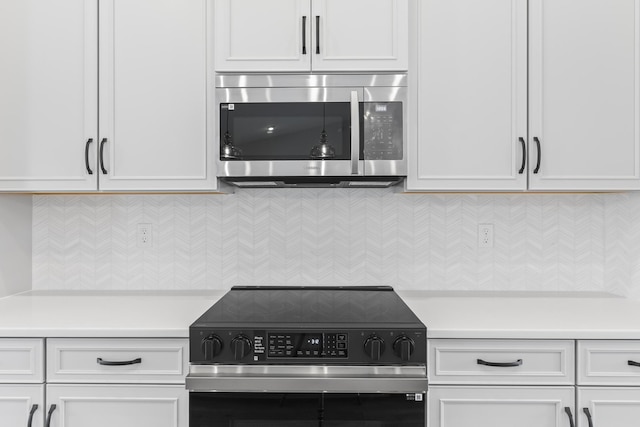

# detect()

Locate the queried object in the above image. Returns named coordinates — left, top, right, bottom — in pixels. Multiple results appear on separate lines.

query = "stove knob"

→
left=201, top=334, right=223, bottom=361
left=232, top=335, right=252, bottom=361
left=393, top=335, right=415, bottom=362
left=363, top=335, right=385, bottom=361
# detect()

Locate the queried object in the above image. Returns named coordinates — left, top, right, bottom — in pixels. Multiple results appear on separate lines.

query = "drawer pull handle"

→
left=629, top=360, right=640, bottom=367
left=583, top=408, right=594, bottom=427
left=27, top=404, right=38, bottom=427
left=97, top=357, right=142, bottom=366
left=477, top=358, right=523, bottom=367
left=45, top=404, right=56, bottom=427
left=564, top=407, right=575, bottom=427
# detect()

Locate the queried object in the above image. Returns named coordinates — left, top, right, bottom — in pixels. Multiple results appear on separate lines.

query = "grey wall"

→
left=0, top=195, right=32, bottom=297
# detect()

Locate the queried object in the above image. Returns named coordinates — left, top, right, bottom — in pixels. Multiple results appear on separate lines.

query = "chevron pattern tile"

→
left=32, top=190, right=621, bottom=294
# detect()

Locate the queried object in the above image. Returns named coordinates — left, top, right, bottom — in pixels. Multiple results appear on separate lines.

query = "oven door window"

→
left=220, top=103, right=355, bottom=161
left=190, top=393, right=425, bottom=426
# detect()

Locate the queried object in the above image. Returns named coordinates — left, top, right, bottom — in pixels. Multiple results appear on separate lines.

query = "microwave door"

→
left=216, top=88, right=364, bottom=178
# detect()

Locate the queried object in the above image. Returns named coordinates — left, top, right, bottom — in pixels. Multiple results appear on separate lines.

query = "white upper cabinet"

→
left=311, top=0, right=409, bottom=71
left=0, top=0, right=98, bottom=191
left=407, top=0, right=528, bottom=191
left=214, top=0, right=409, bottom=72
left=528, top=0, right=640, bottom=191
left=409, top=0, right=640, bottom=192
left=98, top=0, right=216, bottom=191
left=214, top=0, right=311, bottom=72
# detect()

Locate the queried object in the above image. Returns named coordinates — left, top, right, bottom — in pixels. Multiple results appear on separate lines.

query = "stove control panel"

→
left=268, top=332, right=348, bottom=358
left=190, top=328, right=425, bottom=365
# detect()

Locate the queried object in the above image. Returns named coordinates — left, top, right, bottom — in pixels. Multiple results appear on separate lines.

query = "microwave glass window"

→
left=220, top=103, right=352, bottom=161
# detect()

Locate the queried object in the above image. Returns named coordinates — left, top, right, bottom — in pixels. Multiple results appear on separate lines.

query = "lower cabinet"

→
left=577, top=388, right=640, bottom=427
left=0, top=384, right=45, bottom=427
left=46, top=384, right=188, bottom=427
left=45, top=338, right=190, bottom=427
left=429, top=386, right=575, bottom=427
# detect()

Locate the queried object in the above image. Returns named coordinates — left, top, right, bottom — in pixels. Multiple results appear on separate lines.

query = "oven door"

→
left=190, top=392, right=425, bottom=426
left=187, top=365, right=427, bottom=426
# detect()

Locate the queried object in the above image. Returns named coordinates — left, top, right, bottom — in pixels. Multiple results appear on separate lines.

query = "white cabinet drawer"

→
left=428, top=339, right=575, bottom=385
left=46, top=338, right=188, bottom=384
left=0, top=339, right=44, bottom=383
left=578, top=340, right=640, bottom=385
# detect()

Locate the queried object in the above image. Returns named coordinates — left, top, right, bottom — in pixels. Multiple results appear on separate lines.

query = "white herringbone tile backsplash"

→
left=32, top=189, right=628, bottom=294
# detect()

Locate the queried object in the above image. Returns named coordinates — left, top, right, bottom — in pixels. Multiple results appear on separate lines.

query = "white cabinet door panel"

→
left=0, top=385, right=44, bottom=427
left=0, top=338, right=44, bottom=383
left=429, top=386, right=575, bottom=427
left=408, top=0, right=527, bottom=191
left=578, top=340, right=640, bottom=386
left=214, top=0, right=311, bottom=72
left=578, top=388, right=640, bottom=427
left=0, top=0, right=97, bottom=191
left=311, top=0, right=409, bottom=71
left=529, top=0, right=640, bottom=190
left=429, top=339, right=575, bottom=385
left=47, top=338, right=188, bottom=384
left=46, top=384, right=187, bottom=427
left=99, top=0, right=215, bottom=191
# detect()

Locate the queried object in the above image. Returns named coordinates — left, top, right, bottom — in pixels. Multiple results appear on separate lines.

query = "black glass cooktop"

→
left=192, top=286, right=422, bottom=328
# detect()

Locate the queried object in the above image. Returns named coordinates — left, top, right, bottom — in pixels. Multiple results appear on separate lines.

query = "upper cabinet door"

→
left=0, top=0, right=98, bottom=192
left=214, top=0, right=312, bottom=72
left=99, top=0, right=215, bottom=191
left=311, top=0, right=409, bottom=72
left=407, top=0, right=527, bottom=191
left=529, top=0, right=640, bottom=191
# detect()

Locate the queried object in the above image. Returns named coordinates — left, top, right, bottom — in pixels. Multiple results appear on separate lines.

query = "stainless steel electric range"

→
left=187, top=286, right=427, bottom=426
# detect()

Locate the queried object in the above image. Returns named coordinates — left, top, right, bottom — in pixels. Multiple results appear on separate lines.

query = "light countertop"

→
left=0, top=290, right=639, bottom=339
left=398, top=291, right=640, bottom=340
left=0, top=290, right=224, bottom=337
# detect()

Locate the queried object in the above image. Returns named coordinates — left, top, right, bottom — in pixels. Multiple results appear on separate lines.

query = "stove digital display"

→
left=267, top=332, right=348, bottom=358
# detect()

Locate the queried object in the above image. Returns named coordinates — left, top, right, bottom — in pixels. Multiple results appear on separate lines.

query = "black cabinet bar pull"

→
left=99, top=138, right=108, bottom=174
left=629, top=360, right=640, bottom=367
left=27, top=404, right=38, bottom=427
left=315, top=16, right=320, bottom=54
left=518, top=137, right=526, bottom=174
left=302, top=16, right=307, bottom=54
left=564, top=407, right=575, bottom=427
left=85, top=138, right=94, bottom=175
left=583, top=408, right=594, bottom=427
left=477, top=358, right=523, bottom=367
left=97, top=357, right=142, bottom=366
left=45, top=404, right=56, bottom=427
left=533, top=136, right=541, bottom=174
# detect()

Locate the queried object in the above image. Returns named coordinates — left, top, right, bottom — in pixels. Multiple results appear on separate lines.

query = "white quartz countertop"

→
left=0, top=290, right=639, bottom=339
left=398, top=291, right=640, bottom=339
left=0, top=291, right=225, bottom=337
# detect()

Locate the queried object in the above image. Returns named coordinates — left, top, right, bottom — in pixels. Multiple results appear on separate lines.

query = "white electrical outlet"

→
left=478, top=224, right=494, bottom=248
left=137, top=223, right=153, bottom=248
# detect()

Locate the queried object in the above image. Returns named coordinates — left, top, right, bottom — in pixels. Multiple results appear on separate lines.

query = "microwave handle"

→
left=350, top=90, right=360, bottom=175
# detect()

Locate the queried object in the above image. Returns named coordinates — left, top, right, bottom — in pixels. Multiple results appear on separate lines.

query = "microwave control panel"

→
left=363, top=102, right=403, bottom=160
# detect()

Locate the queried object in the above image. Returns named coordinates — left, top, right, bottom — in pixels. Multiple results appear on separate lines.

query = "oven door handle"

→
left=186, top=374, right=427, bottom=394
left=350, top=90, right=361, bottom=175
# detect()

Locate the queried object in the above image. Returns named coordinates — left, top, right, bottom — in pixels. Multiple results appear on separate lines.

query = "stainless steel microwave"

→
left=215, top=74, right=407, bottom=188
